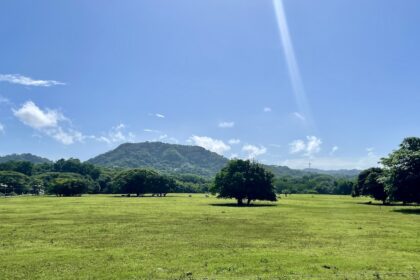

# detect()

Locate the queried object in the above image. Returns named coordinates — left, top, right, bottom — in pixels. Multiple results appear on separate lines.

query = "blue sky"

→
left=1, top=0, right=419, bottom=169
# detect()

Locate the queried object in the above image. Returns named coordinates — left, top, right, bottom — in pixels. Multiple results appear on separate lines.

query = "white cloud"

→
left=290, top=139, right=306, bottom=154
left=242, top=144, right=267, bottom=159
left=0, top=74, right=65, bottom=87
left=13, top=101, right=84, bottom=145
left=50, top=127, right=84, bottom=145
left=218, top=121, right=235, bottom=128
left=293, top=112, right=306, bottom=121
left=229, top=153, right=239, bottom=159
left=96, top=123, right=135, bottom=144
left=0, top=123, right=4, bottom=133
left=144, top=129, right=161, bottom=133
left=306, top=136, right=322, bottom=155
left=366, top=147, right=375, bottom=157
left=188, top=135, right=231, bottom=155
left=263, top=107, right=272, bottom=112
left=228, top=138, right=241, bottom=145
left=330, top=146, right=339, bottom=155
left=13, top=101, right=63, bottom=129
left=289, top=136, right=322, bottom=156
left=155, top=113, right=165, bottom=118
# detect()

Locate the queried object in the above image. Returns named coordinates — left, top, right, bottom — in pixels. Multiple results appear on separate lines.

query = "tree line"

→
left=2, top=137, right=418, bottom=204
left=354, top=137, right=420, bottom=204
left=0, top=159, right=211, bottom=196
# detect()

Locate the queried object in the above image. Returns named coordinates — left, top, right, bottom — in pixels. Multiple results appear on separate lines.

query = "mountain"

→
left=0, top=153, right=52, bottom=164
left=87, top=142, right=360, bottom=178
left=87, top=142, right=228, bottom=177
left=303, top=168, right=361, bottom=178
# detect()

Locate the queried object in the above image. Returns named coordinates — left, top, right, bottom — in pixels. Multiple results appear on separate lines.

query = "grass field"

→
left=0, top=194, right=419, bottom=280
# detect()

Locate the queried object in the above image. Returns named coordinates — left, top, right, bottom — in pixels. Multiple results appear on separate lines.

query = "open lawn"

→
left=0, top=194, right=419, bottom=279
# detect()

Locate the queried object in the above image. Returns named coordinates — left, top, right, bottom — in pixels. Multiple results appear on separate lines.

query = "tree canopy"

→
left=381, top=137, right=420, bottom=204
left=353, top=168, right=387, bottom=204
left=213, top=160, right=277, bottom=206
left=112, top=169, right=175, bottom=196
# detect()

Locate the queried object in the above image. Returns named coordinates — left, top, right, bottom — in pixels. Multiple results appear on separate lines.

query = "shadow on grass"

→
left=356, top=202, right=404, bottom=207
left=111, top=195, right=185, bottom=198
left=393, top=208, right=420, bottom=215
left=209, top=203, right=278, bottom=208
left=356, top=201, right=418, bottom=207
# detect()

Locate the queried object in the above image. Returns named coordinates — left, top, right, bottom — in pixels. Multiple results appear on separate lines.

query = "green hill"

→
left=87, top=142, right=228, bottom=177
left=0, top=153, right=52, bottom=164
left=87, top=142, right=360, bottom=178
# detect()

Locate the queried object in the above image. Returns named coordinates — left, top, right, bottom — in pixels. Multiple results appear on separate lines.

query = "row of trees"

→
left=274, top=174, right=354, bottom=195
left=0, top=158, right=211, bottom=197
left=354, top=137, right=420, bottom=204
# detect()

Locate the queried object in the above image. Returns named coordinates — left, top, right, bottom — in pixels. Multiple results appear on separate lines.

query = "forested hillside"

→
left=87, top=142, right=228, bottom=177
left=0, top=153, right=51, bottom=164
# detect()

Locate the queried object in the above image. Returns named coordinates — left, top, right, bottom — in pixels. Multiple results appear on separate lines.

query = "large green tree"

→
left=213, top=160, right=277, bottom=206
left=112, top=169, right=167, bottom=196
left=0, top=171, right=30, bottom=195
left=381, top=137, right=420, bottom=204
left=36, top=172, right=96, bottom=196
left=353, top=168, right=387, bottom=204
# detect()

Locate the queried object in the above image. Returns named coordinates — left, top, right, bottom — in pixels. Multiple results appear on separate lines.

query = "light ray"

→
left=273, top=0, right=315, bottom=129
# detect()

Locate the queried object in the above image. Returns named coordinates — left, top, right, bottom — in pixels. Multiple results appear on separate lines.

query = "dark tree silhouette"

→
left=213, top=159, right=277, bottom=206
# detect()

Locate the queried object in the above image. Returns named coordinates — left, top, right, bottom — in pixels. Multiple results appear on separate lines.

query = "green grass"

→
left=0, top=194, right=419, bottom=280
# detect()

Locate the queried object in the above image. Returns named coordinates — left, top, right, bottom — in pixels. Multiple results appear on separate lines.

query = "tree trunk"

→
left=237, top=198, right=243, bottom=206
left=247, top=199, right=251, bottom=206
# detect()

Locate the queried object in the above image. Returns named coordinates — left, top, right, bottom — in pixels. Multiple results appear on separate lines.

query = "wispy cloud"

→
left=228, top=138, right=241, bottom=145
left=366, top=147, right=375, bottom=157
left=0, top=74, right=65, bottom=87
left=263, top=107, right=272, bottom=113
left=155, top=113, right=165, bottom=119
left=219, top=121, right=235, bottom=128
left=242, top=144, right=267, bottom=159
left=157, top=134, right=179, bottom=144
left=0, top=123, right=4, bottom=134
left=293, top=112, right=306, bottom=121
left=289, top=136, right=322, bottom=157
left=144, top=128, right=161, bottom=133
left=96, top=123, right=135, bottom=144
left=330, top=145, right=339, bottom=155
left=13, top=101, right=83, bottom=145
left=0, top=96, right=11, bottom=105
left=188, top=135, right=230, bottom=155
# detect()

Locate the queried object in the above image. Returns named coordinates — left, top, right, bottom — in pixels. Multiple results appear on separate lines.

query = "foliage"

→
left=87, top=142, right=229, bottom=178
left=273, top=174, right=354, bottom=195
left=381, top=137, right=420, bottom=203
left=35, top=172, right=97, bottom=196
left=49, top=177, right=90, bottom=197
left=112, top=169, right=174, bottom=196
left=353, top=168, right=387, bottom=204
left=0, top=153, right=51, bottom=164
left=53, top=158, right=101, bottom=180
left=213, top=159, right=277, bottom=205
left=0, top=161, right=34, bottom=176
left=0, top=171, right=30, bottom=195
